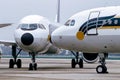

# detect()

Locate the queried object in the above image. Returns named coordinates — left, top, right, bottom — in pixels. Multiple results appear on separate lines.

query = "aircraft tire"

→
left=29, top=63, right=33, bottom=70
left=34, top=63, right=37, bottom=70
left=71, top=59, right=76, bottom=68
left=17, top=59, right=22, bottom=68
left=96, top=65, right=107, bottom=73
left=79, top=59, right=83, bottom=68
left=9, top=59, right=14, bottom=68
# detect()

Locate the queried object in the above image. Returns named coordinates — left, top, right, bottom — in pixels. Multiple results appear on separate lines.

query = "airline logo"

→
left=76, top=15, right=116, bottom=40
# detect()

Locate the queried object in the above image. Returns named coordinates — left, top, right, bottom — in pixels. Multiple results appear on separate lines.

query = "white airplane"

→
left=50, top=6, right=120, bottom=73
left=0, top=0, right=62, bottom=70
left=0, top=15, right=61, bottom=70
left=0, top=0, right=99, bottom=71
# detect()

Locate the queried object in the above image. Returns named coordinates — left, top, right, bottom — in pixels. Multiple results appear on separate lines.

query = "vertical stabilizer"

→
left=55, top=0, right=60, bottom=23
left=49, top=0, right=61, bottom=37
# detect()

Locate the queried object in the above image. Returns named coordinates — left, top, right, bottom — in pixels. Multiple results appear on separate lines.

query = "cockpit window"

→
left=21, top=24, right=28, bottom=29
left=71, top=20, right=75, bottom=26
left=29, top=24, right=37, bottom=30
left=20, top=23, right=46, bottom=30
left=65, top=19, right=75, bottom=26
left=65, top=20, right=71, bottom=26
left=20, top=24, right=37, bottom=30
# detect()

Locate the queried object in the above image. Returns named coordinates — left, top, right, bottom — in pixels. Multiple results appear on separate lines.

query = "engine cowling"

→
left=82, top=53, right=99, bottom=63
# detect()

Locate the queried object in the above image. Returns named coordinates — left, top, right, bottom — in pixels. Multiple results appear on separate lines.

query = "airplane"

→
left=0, top=0, right=100, bottom=71
left=0, top=0, right=62, bottom=70
left=0, top=0, right=97, bottom=70
left=50, top=6, right=120, bottom=73
left=0, top=15, right=61, bottom=70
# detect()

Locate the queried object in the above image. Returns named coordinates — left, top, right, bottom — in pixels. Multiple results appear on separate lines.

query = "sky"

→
left=0, top=0, right=120, bottom=24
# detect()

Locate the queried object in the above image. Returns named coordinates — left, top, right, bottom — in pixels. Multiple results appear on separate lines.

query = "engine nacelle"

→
left=82, top=53, right=99, bottom=63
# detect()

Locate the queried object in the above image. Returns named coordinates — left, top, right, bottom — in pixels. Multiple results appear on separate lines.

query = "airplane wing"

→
left=0, top=23, right=12, bottom=28
left=0, top=23, right=17, bottom=46
left=0, top=40, right=16, bottom=46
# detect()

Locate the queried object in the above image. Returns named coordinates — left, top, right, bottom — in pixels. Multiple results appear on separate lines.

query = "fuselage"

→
left=51, top=6, right=120, bottom=53
left=14, top=15, right=57, bottom=53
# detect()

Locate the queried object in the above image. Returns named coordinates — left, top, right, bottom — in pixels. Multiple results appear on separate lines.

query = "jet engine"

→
left=82, top=53, right=99, bottom=63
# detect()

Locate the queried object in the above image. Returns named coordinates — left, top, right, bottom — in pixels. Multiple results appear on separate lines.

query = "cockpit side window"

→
left=38, top=24, right=43, bottom=29
left=40, top=24, right=46, bottom=29
left=64, top=19, right=75, bottom=26
left=65, top=20, right=71, bottom=26
left=38, top=24, right=46, bottom=29
left=70, top=20, right=75, bottom=26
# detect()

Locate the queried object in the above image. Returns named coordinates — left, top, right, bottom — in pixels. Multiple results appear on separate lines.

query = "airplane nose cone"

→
left=21, top=33, right=34, bottom=45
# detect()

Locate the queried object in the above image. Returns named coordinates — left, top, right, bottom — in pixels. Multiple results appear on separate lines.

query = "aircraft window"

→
left=20, top=24, right=29, bottom=30
left=114, top=20, right=118, bottom=24
left=40, top=24, right=46, bottom=29
left=65, top=20, right=71, bottom=26
left=38, top=24, right=46, bottom=29
left=70, top=20, right=75, bottom=26
left=29, top=24, right=37, bottom=30
left=64, top=19, right=75, bottom=26
left=38, top=24, right=43, bottom=29
left=20, top=24, right=38, bottom=30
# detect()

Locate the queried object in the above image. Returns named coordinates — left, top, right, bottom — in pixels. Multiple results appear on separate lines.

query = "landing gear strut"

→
left=9, top=46, right=22, bottom=68
left=29, top=53, right=37, bottom=70
left=71, top=51, right=83, bottom=68
left=96, top=53, right=108, bottom=73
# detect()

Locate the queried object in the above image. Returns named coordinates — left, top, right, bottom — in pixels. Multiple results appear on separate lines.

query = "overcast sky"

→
left=0, top=0, right=120, bottom=24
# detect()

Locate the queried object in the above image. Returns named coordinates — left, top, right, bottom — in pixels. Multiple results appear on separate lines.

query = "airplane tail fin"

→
left=55, top=0, right=60, bottom=23
left=49, top=23, right=61, bottom=34
left=49, top=0, right=61, bottom=34
left=48, top=0, right=61, bottom=42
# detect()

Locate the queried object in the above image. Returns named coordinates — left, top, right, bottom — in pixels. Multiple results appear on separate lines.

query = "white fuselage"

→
left=14, top=15, right=51, bottom=53
left=51, top=6, right=120, bottom=53
left=15, top=27, right=49, bottom=52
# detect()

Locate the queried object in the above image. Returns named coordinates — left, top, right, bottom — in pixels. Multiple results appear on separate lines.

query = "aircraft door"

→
left=87, top=11, right=100, bottom=35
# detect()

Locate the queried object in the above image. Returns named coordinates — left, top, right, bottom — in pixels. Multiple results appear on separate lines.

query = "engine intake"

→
left=82, top=53, right=98, bottom=63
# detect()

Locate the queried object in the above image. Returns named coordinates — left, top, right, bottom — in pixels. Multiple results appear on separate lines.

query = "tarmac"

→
left=0, top=58, right=120, bottom=80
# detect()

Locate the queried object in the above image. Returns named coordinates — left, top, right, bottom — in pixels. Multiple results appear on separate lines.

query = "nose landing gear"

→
left=29, top=53, right=37, bottom=70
